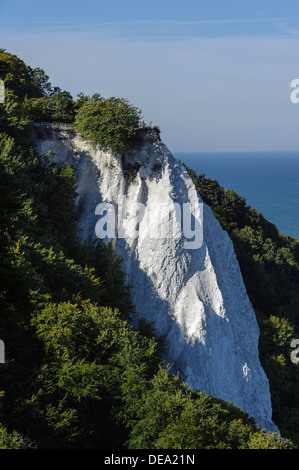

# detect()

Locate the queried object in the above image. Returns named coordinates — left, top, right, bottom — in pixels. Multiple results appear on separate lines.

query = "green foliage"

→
left=74, top=95, right=142, bottom=154
left=0, top=50, right=60, bottom=101
left=0, top=134, right=79, bottom=258
left=118, top=366, right=292, bottom=449
left=0, top=51, right=36, bottom=99
left=247, top=431, right=295, bottom=449
left=0, top=424, right=28, bottom=449
left=24, top=91, right=75, bottom=123
left=30, top=67, right=61, bottom=98
left=24, top=301, right=161, bottom=448
left=47, top=91, right=75, bottom=122
left=0, top=51, right=74, bottom=125
left=74, top=92, right=91, bottom=112
left=0, top=111, right=128, bottom=447
left=23, top=96, right=51, bottom=122
left=0, top=89, right=32, bottom=137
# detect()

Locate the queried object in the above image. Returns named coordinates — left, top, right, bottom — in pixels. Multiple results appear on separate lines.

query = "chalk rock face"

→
left=34, top=126, right=277, bottom=432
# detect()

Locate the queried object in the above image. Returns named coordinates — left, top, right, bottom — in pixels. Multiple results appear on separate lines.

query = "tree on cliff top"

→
left=74, top=95, right=142, bottom=154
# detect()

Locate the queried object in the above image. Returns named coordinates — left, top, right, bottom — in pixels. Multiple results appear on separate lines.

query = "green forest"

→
left=0, top=50, right=298, bottom=449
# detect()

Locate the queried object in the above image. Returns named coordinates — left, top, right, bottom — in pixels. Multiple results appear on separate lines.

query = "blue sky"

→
left=1, top=0, right=299, bottom=151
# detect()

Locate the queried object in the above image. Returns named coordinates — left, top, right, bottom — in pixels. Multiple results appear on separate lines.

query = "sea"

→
left=172, top=151, right=299, bottom=241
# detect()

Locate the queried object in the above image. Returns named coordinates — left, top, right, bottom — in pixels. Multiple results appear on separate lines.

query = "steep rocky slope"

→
left=34, top=126, right=278, bottom=432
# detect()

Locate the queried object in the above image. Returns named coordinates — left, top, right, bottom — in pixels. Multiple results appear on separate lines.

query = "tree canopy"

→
left=74, top=95, right=142, bottom=154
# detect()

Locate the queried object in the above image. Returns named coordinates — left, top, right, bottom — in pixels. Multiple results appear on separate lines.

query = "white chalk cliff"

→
left=34, top=126, right=278, bottom=432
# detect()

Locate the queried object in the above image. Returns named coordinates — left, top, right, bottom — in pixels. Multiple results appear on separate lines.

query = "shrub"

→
left=74, top=95, right=142, bottom=154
